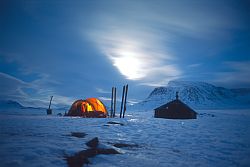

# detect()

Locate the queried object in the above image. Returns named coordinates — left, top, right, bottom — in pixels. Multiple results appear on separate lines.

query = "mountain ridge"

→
left=0, top=100, right=46, bottom=110
left=130, top=81, right=250, bottom=111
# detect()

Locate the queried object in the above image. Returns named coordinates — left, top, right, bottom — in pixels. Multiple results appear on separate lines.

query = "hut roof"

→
left=154, top=92, right=197, bottom=119
left=154, top=99, right=196, bottom=113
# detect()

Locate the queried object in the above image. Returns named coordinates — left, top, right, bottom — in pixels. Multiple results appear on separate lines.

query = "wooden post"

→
left=110, top=87, right=114, bottom=118
left=49, top=96, right=53, bottom=109
left=47, top=96, right=53, bottom=115
left=113, top=87, right=117, bottom=117
left=123, top=84, right=128, bottom=118
left=120, top=85, right=125, bottom=118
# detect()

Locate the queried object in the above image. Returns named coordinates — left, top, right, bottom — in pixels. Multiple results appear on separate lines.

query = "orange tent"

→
left=67, top=98, right=108, bottom=118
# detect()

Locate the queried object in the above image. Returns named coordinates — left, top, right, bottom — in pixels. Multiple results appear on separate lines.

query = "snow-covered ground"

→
left=0, top=108, right=250, bottom=167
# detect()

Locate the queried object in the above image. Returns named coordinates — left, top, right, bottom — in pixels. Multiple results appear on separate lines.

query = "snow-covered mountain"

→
left=0, top=100, right=46, bottom=110
left=0, top=100, right=24, bottom=109
left=130, top=81, right=250, bottom=111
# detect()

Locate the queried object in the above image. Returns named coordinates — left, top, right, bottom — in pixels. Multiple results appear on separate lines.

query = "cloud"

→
left=96, top=88, right=111, bottom=94
left=127, top=99, right=141, bottom=105
left=98, top=96, right=112, bottom=102
left=0, top=72, right=29, bottom=99
left=0, top=72, right=73, bottom=107
left=99, top=96, right=140, bottom=107
left=87, top=0, right=245, bottom=38
left=1, top=0, right=248, bottom=105
left=188, top=63, right=202, bottom=68
left=87, top=21, right=181, bottom=86
left=213, top=61, right=250, bottom=87
left=85, top=0, right=245, bottom=87
left=30, top=73, right=61, bottom=95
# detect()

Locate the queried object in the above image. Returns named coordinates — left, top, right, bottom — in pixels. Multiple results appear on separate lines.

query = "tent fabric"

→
left=86, top=98, right=106, bottom=112
left=67, top=98, right=107, bottom=118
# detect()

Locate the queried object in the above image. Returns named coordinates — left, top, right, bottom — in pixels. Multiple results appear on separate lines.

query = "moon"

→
left=112, top=49, right=146, bottom=80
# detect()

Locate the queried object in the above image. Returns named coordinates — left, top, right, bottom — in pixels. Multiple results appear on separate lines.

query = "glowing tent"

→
left=67, top=98, right=108, bottom=118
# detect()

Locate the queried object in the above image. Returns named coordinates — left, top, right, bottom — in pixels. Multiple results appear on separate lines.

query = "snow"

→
left=0, top=108, right=250, bottom=167
left=131, top=81, right=250, bottom=111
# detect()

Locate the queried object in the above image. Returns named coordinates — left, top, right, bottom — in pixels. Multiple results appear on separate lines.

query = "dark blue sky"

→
left=0, top=0, right=250, bottom=107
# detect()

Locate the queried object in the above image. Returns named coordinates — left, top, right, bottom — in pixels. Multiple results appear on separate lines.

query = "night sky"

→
left=1, top=0, right=250, bottom=107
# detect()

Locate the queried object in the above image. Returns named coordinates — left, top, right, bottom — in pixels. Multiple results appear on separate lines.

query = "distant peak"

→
left=0, top=100, right=24, bottom=108
left=132, top=80, right=250, bottom=111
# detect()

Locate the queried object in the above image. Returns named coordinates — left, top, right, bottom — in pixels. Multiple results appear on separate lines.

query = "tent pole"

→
left=110, top=87, right=114, bottom=118
left=113, top=87, right=117, bottom=117
left=120, top=85, right=125, bottom=118
left=123, top=84, right=128, bottom=118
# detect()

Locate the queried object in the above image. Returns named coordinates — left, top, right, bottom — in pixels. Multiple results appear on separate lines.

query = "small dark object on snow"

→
left=65, top=147, right=120, bottom=167
left=199, top=113, right=215, bottom=117
left=57, top=113, right=62, bottom=116
left=154, top=92, right=197, bottom=119
left=96, top=148, right=120, bottom=154
left=65, top=150, right=90, bottom=167
left=86, top=137, right=99, bottom=148
left=113, top=143, right=139, bottom=148
left=172, top=149, right=181, bottom=153
left=70, top=132, right=87, bottom=138
left=107, top=121, right=124, bottom=126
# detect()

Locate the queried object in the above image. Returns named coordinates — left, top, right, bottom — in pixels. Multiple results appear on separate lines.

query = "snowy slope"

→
left=130, top=81, right=250, bottom=111
left=0, top=100, right=68, bottom=117
left=0, top=99, right=71, bottom=112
